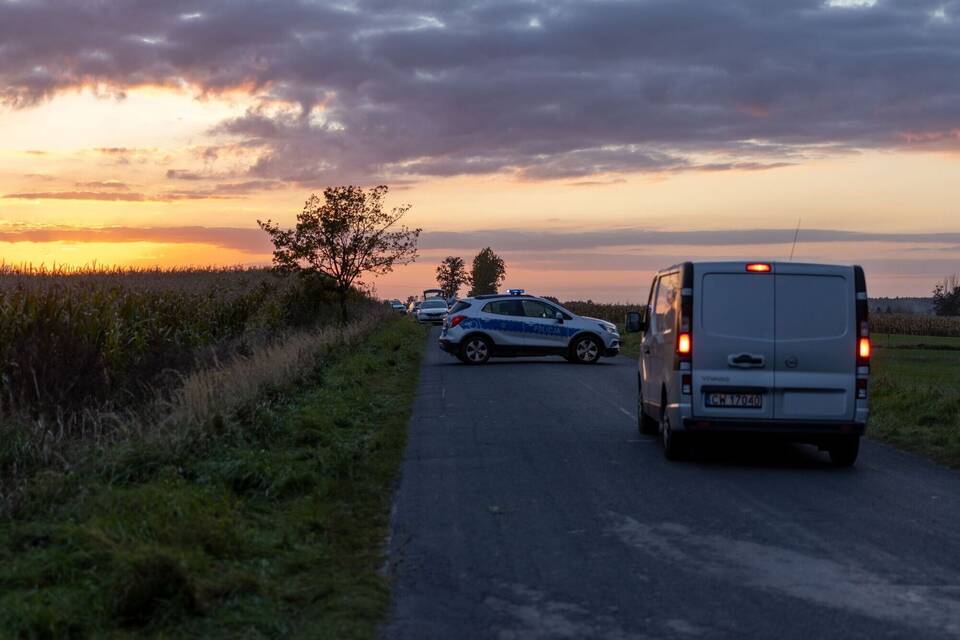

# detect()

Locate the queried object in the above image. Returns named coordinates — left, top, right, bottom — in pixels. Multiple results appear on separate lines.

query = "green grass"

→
left=0, top=317, right=428, bottom=639
left=874, top=333, right=960, bottom=350
left=870, top=334, right=960, bottom=467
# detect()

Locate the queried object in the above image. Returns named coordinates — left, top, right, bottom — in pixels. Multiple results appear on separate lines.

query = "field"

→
left=0, top=265, right=431, bottom=636
left=0, top=317, right=427, bottom=637
left=0, top=266, right=378, bottom=492
left=871, top=335, right=960, bottom=466
left=565, top=301, right=960, bottom=467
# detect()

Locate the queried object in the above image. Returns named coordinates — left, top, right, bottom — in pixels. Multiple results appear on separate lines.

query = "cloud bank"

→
left=1, top=0, right=958, bottom=183
left=1, top=224, right=958, bottom=254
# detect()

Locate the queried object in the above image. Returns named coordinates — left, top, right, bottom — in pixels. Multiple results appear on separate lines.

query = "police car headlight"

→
left=599, top=324, right=618, bottom=335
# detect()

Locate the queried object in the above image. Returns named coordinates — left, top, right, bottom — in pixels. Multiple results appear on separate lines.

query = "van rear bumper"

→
left=682, top=418, right=865, bottom=437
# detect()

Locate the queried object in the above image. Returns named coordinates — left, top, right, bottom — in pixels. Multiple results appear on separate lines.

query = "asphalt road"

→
left=384, top=328, right=960, bottom=640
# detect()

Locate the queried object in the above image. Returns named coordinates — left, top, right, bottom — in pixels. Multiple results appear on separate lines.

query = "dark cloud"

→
left=2, top=1, right=960, bottom=180
left=74, top=180, right=130, bottom=190
left=3, top=190, right=236, bottom=202
left=3, top=191, right=152, bottom=202
left=166, top=169, right=205, bottom=180
left=1, top=224, right=954, bottom=257
left=419, top=227, right=960, bottom=251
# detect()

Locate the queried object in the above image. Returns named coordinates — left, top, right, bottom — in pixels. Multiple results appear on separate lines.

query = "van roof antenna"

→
left=789, top=217, right=801, bottom=261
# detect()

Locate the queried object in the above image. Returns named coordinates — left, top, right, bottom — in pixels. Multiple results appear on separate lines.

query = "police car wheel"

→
left=571, top=336, right=601, bottom=364
left=461, top=336, right=492, bottom=364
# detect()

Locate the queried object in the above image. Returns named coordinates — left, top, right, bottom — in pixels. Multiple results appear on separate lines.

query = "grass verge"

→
left=869, top=334, right=960, bottom=467
left=0, top=316, right=427, bottom=638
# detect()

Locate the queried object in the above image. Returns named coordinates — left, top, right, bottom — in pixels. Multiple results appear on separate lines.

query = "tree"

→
left=468, top=247, right=506, bottom=296
left=436, top=256, right=469, bottom=299
left=933, top=275, right=960, bottom=316
left=258, top=185, right=421, bottom=321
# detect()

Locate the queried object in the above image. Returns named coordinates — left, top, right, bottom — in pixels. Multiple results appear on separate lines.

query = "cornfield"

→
left=561, top=301, right=634, bottom=326
left=0, top=265, right=374, bottom=418
left=871, top=313, right=960, bottom=337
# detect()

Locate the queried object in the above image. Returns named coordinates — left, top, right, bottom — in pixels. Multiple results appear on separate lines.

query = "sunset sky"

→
left=1, top=0, right=958, bottom=301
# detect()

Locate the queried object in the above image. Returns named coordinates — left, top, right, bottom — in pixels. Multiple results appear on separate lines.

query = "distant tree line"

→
left=435, top=247, right=507, bottom=298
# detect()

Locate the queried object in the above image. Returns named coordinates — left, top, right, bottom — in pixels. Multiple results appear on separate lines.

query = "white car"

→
left=438, top=290, right=620, bottom=364
left=416, top=298, right=449, bottom=324
left=625, top=261, right=870, bottom=466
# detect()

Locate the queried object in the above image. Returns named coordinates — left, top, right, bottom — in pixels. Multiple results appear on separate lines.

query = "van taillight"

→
left=450, top=315, right=466, bottom=328
left=746, top=263, right=771, bottom=272
left=857, top=378, right=868, bottom=400
left=677, top=332, right=692, bottom=355
left=858, top=337, right=871, bottom=360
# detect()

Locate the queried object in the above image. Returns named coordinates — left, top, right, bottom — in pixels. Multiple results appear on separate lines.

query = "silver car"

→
left=416, top=299, right=448, bottom=324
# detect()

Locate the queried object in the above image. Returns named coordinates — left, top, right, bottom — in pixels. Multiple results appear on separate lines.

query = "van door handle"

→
left=728, top=353, right=765, bottom=368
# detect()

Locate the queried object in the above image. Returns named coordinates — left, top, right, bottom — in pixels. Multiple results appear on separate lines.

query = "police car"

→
left=438, top=290, right=620, bottom=364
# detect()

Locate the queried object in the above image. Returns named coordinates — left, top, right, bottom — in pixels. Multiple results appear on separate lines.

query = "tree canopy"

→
left=468, top=247, right=506, bottom=296
left=933, top=275, right=960, bottom=316
left=258, top=185, right=420, bottom=320
left=436, top=256, right=469, bottom=299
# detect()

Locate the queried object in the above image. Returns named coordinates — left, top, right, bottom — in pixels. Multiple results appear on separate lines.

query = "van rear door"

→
left=774, top=264, right=856, bottom=421
left=692, top=266, right=776, bottom=420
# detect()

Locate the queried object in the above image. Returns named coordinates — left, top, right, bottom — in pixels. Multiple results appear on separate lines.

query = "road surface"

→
left=384, top=328, right=960, bottom=639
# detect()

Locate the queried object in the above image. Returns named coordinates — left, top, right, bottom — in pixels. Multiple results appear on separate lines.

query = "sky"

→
left=0, top=0, right=958, bottom=301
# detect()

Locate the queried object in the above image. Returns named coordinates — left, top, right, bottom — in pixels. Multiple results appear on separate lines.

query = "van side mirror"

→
left=625, top=309, right=647, bottom=333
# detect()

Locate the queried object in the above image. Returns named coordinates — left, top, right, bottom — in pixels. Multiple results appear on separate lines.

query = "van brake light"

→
left=746, top=263, right=771, bottom=272
left=858, top=337, right=871, bottom=360
left=677, top=332, right=692, bottom=355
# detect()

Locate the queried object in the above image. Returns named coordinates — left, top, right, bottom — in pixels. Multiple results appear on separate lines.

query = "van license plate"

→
left=706, top=393, right=762, bottom=408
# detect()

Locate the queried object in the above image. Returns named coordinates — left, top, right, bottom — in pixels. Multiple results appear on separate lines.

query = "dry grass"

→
left=164, top=314, right=384, bottom=431
left=0, top=311, right=388, bottom=510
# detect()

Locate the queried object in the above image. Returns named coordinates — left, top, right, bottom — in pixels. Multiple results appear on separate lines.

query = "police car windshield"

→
left=422, top=300, right=447, bottom=309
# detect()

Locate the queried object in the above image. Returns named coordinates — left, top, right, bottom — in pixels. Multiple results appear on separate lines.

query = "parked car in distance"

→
left=389, top=299, right=406, bottom=313
left=416, top=298, right=449, bottom=324
left=626, top=261, right=869, bottom=466
left=423, top=288, right=445, bottom=300
left=438, top=290, right=620, bottom=364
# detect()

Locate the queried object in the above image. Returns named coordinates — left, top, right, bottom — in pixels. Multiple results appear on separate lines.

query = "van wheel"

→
left=638, top=387, right=658, bottom=435
left=570, top=335, right=601, bottom=364
left=828, top=436, right=860, bottom=467
left=661, top=402, right=687, bottom=460
left=460, top=336, right=492, bottom=365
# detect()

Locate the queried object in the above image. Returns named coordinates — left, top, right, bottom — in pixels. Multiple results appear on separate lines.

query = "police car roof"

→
left=471, top=293, right=535, bottom=300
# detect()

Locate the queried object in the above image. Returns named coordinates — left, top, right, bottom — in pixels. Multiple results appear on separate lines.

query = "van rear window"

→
left=776, top=275, right=848, bottom=340
left=701, top=274, right=774, bottom=340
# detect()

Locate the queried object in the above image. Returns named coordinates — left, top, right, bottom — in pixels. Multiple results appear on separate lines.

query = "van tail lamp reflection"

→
left=746, top=263, right=772, bottom=272
left=449, top=315, right=466, bottom=328
left=682, top=374, right=692, bottom=395
left=858, top=337, right=871, bottom=361
left=857, top=378, right=868, bottom=400
left=677, top=332, right=692, bottom=355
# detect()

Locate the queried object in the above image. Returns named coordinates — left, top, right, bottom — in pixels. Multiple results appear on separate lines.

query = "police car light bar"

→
left=508, top=289, right=525, bottom=295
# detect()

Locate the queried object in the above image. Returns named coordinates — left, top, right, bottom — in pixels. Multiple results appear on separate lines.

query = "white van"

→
left=625, top=261, right=870, bottom=466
